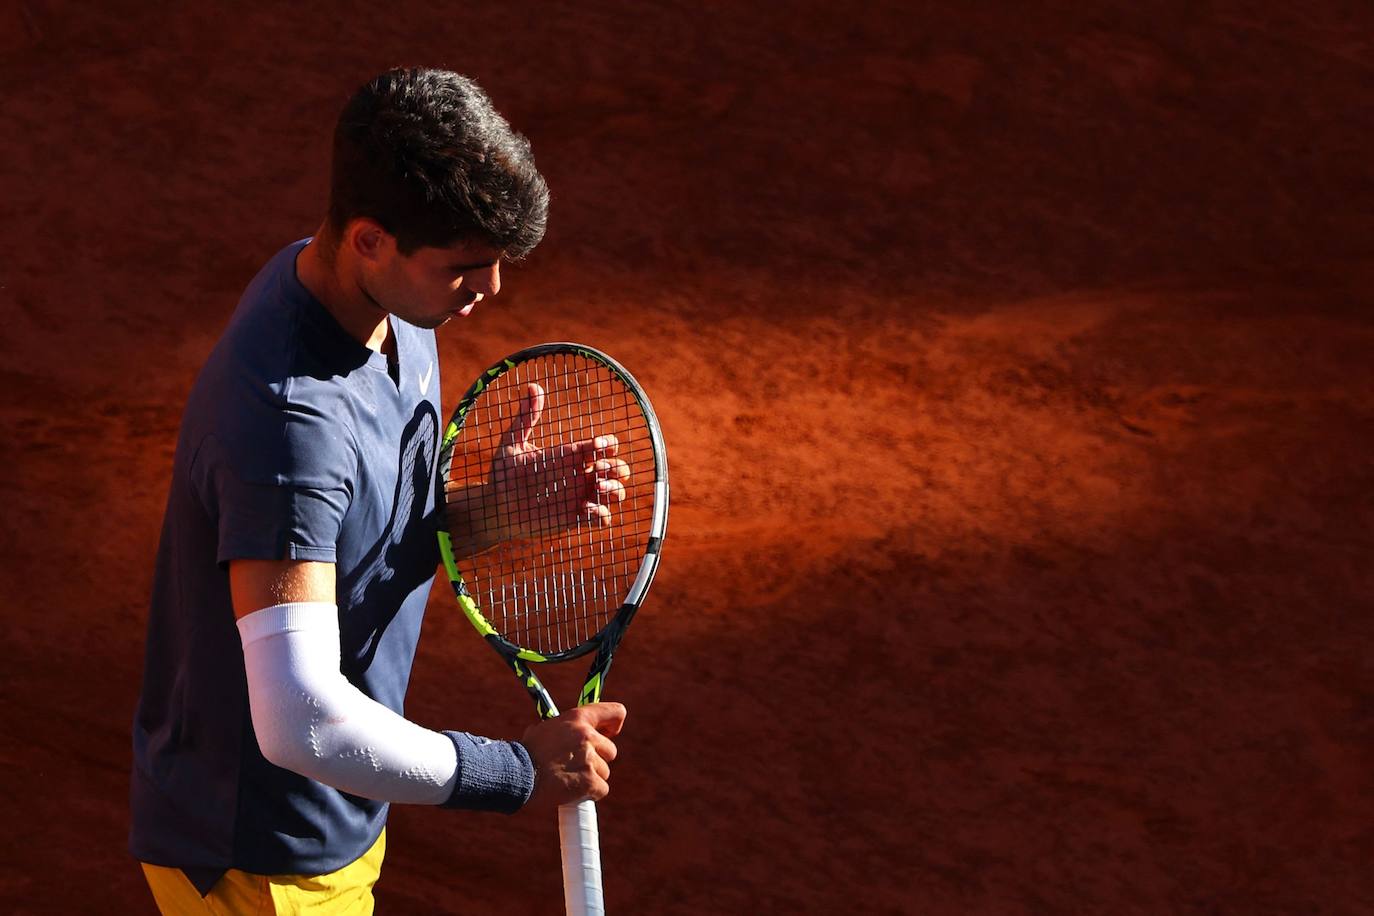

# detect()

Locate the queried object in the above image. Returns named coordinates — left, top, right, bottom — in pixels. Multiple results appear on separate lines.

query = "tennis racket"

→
left=436, top=342, right=668, bottom=916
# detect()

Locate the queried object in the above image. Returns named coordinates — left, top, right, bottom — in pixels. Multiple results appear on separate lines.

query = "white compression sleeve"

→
left=237, top=602, right=459, bottom=805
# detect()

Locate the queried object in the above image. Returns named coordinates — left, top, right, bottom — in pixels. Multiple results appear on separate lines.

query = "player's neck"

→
left=296, top=232, right=392, bottom=355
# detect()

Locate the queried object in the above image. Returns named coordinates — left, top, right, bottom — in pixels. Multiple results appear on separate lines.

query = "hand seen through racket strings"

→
left=445, top=382, right=631, bottom=556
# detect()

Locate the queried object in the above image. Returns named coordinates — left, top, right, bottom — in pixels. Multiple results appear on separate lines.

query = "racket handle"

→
left=558, top=799, right=604, bottom=915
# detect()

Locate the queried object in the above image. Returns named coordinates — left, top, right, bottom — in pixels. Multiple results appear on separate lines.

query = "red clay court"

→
left=1, top=2, right=1371, bottom=913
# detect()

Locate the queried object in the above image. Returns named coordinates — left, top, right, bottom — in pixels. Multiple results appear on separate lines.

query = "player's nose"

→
left=464, top=262, right=499, bottom=298
left=484, top=261, right=501, bottom=297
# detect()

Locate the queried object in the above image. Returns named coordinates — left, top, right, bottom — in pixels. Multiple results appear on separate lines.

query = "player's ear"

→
left=345, top=218, right=394, bottom=265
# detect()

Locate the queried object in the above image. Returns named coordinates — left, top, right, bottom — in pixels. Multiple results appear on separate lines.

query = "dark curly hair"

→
left=326, top=68, right=549, bottom=259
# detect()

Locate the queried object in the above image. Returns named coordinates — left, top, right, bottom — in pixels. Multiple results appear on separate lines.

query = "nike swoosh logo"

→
left=418, top=361, right=434, bottom=396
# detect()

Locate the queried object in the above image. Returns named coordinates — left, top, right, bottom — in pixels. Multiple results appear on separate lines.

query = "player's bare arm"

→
left=229, top=558, right=336, bottom=615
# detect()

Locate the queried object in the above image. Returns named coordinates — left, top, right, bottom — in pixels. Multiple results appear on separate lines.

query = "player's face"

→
left=368, top=237, right=504, bottom=330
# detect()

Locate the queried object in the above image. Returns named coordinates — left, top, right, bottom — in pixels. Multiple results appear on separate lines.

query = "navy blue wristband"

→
left=439, top=732, right=536, bottom=813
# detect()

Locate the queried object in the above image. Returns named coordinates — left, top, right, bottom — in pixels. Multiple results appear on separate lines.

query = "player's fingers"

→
left=594, top=478, right=626, bottom=504
left=591, top=433, right=620, bottom=460
left=553, top=436, right=600, bottom=466
left=582, top=502, right=612, bottom=526
left=584, top=774, right=610, bottom=803
left=589, top=749, right=611, bottom=782
left=576, top=701, right=627, bottom=736
left=593, top=458, right=631, bottom=481
left=589, top=730, right=618, bottom=763
left=498, top=382, right=544, bottom=451
left=562, top=433, right=619, bottom=465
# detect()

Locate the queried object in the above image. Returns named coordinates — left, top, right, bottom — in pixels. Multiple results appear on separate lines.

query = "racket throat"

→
left=505, top=646, right=561, bottom=719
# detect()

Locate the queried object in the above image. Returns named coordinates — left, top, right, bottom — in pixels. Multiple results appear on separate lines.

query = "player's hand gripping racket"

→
left=436, top=343, right=668, bottom=916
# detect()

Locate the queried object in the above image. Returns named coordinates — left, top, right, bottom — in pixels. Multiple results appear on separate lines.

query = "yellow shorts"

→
left=140, top=829, right=385, bottom=915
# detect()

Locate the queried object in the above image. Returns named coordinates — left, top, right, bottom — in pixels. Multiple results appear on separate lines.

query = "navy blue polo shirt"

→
left=130, top=240, right=478, bottom=883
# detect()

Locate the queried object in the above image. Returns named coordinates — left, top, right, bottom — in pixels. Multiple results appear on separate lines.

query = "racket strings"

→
left=444, top=353, right=656, bottom=655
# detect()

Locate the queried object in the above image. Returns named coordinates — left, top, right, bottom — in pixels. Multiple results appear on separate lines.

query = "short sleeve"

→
left=189, top=405, right=357, bottom=566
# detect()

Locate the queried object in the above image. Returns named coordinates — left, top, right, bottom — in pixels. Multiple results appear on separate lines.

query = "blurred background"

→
left=1, top=1, right=1371, bottom=912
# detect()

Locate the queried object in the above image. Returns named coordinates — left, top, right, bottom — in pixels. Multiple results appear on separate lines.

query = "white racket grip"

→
left=559, top=799, right=604, bottom=915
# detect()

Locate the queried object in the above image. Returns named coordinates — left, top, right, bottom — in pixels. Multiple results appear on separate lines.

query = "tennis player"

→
left=129, top=67, right=626, bottom=913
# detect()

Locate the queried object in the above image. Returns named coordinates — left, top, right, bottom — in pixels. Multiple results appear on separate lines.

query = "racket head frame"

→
left=436, top=342, right=668, bottom=718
